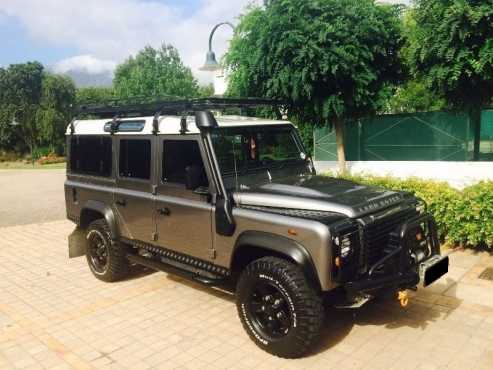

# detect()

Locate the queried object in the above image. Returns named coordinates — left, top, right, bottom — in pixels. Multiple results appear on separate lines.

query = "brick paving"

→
left=1, top=221, right=493, bottom=370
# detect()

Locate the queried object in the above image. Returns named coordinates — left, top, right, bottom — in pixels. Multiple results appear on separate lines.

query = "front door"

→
left=114, top=137, right=155, bottom=242
left=154, top=137, right=213, bottom=261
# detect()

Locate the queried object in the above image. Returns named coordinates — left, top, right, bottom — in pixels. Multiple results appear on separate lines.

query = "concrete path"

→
left=0, top=221, right=492, bottom=370
left=0, top=170, right=66, bottom=228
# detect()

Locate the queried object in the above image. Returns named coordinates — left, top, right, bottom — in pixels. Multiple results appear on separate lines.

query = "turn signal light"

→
left=335, top=257, right=342, bottom=268
left=287, top=229, right=298, bottom=236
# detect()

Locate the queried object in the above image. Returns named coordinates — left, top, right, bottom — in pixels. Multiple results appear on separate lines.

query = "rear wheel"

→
left=86, top=219, right=129, bottom=282
left=236, top=257, right=324, bottom=358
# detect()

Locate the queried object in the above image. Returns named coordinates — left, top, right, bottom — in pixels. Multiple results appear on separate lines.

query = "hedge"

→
left=327, top=173, right=493, bottom=248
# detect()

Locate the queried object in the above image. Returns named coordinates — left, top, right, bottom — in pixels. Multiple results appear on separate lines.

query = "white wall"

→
left=213, top=69, right=228, bottom=96
left=315, top=161, right=493, bottom=189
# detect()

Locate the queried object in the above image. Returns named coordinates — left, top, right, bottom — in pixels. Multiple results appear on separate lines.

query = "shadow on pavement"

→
left=312, top=286, right=462, bottom=356
left=124, top=259, right=463, bottom=358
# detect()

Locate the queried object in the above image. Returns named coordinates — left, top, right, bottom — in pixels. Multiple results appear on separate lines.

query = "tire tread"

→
left=237, top=256, right=324, bottom=358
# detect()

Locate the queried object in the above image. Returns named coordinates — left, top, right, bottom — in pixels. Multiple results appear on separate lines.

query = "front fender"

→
left=233, top=231, right=322, bottom=291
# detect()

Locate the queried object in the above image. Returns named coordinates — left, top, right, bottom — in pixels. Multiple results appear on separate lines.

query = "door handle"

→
left=116, top=199, right=127, bottom=207
left=158, top=207, right=171, bottom=216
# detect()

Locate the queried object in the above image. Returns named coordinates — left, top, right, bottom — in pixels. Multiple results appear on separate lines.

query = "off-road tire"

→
left=85, top=219, right=129, bottom=282
left=236, top=257, right=324, bottom=358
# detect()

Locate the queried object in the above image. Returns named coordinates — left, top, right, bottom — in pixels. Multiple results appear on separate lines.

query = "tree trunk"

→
left=470, top=107, right=481, bottom=161
left=334, top=116, right=347, bottom=174
left=29, top=142, right=35, bottom=167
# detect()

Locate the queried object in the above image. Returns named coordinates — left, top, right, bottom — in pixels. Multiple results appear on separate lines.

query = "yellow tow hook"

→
left=398, top=290, right=409, bottom=308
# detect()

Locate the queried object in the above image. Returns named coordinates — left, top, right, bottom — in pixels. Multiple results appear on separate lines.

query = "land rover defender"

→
left=65, top=98, right=449, bottom=358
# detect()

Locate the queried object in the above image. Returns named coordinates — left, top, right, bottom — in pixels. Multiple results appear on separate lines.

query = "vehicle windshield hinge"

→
left=152, top=233, right=159, bottom=242
left=210, top=249, right=216, bottom=260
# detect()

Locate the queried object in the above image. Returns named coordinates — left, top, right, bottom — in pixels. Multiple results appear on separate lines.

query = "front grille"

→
left=360, top=207, right=418, bottom=268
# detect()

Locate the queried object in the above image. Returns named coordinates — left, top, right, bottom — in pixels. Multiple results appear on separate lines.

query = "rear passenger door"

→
left=114, top=137, right=156, bottom=242
left=154, top=136, right=214, bottom=261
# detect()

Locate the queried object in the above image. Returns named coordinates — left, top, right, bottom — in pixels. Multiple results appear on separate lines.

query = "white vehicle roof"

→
left=66, top=115, right=293, bottom=136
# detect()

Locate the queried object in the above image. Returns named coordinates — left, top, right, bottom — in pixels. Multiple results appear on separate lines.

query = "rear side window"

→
left=119, top=139, right=151, bottom=180
left=70, top=136, right=112, bottom=177
left=163, top=140, right=207, bottom=185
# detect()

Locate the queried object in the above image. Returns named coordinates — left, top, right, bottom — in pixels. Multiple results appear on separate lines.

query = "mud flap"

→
left=68, top=227, right=87, bottom=258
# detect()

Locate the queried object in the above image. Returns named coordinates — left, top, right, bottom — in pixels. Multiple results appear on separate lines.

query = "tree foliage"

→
left=226, top=0, right=404, bottom=123
left=0, top=62, right=44, bottom=157
left=198, top=84, right=215, bottom=98
left=226, top=0, right=404, bottom=170
left=409, top=0, right=493, bottom=109
left=37, top=74, right=76, bottom=153
left=0, top=62, right=76, bottom=157
left=384, top=6, right=446, bottom=114
left=76, top=86, right=115, bottom=106
left=386, top=79, right=446, bottom=113
left=114, top=44, right=199, bottom=99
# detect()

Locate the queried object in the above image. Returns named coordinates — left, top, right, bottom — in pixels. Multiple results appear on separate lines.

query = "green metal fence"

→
left=314, top=110, right=493, bottom=162
left=481, top=110, right=493, bottom=160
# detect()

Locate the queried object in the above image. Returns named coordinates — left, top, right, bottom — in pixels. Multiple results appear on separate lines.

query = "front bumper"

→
left=345, top=214, right=449, bottom=297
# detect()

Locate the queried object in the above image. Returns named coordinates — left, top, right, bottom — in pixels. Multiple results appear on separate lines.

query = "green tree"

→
left=198, top=84, right=215, bottom=98
left=0, top=67, right=16, bottom=150
left=114, top=44, right=199, bottom=99
left=385, top=6, right=445, bottom=114
left=387, top=80, right=446, bottom=113
left=409, top=0, right=493, bottom=158
left=0, top=62, right=44, bottom=163
left=76, top=86, right=115, bottom=106
left=226, top=0, right=404, bottom=172
left=37, top=74, right=76, bottom=154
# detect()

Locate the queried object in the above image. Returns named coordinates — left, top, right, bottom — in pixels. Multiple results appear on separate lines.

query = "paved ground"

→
left=1, top=221, right=493, bottom=370
left=1, top=170, right=493, bottom=369
left=0, top=170, right=66, bottom=228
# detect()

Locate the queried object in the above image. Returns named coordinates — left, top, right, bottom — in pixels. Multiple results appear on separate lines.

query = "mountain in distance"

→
left=60, top=69, right=113, bottom=88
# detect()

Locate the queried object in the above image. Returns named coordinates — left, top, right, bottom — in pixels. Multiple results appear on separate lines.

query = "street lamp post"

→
left=199, top=22, right=235, bottom=95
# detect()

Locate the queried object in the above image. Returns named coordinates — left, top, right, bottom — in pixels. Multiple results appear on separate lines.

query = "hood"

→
left=233, top=175, right=408, bottom=218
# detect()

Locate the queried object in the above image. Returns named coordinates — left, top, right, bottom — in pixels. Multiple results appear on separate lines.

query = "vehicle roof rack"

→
left=76, top=97, right=285, bottom=119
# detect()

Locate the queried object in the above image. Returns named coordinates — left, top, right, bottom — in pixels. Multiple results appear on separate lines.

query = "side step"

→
left=127, top=254, right=226, bottom=286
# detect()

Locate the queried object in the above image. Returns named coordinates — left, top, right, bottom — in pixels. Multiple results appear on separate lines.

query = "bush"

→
left=328, top=172, right=493, bottom=248
left=32, top=146, right=52, bottom=161
left=37, top=153, right=66, bottom=165
left=0, top=151, right=22, bottom=163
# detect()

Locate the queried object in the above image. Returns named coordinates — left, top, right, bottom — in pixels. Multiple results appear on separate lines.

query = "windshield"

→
left=212, top=125, right=311, bottom=189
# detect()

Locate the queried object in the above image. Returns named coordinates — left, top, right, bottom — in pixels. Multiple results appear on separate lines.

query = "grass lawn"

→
left=0, top=161, right=66, bottom=170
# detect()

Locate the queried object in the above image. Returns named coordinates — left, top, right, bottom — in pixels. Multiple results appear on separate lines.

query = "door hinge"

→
left=152, top=233, right=159, bottom=242
left=210, top=249, right=216, bottom=260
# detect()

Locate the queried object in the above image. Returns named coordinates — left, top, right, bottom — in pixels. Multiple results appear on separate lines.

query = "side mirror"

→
left=185, top=165, right=204, bottom=190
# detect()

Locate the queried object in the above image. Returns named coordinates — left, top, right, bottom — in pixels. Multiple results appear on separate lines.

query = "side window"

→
left=119, top=139, right=151, bottom=180
left=70, top=136, right=112, bottom=177
left=162, top=140, right=208, bottom=187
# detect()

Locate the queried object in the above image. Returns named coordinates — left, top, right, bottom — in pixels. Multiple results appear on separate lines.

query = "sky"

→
left=0, top=0, right=410, bottom=84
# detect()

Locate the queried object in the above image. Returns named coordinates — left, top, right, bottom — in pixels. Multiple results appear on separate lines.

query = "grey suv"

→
left=65, top=98, right=448, bottom=358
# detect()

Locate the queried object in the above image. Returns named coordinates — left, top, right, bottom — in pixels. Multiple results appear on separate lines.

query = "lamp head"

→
left=199, top=50, right=221, bottom=72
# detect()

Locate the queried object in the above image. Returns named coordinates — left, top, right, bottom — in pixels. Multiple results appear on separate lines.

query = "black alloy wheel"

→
left=87, top=228, right=110, bottom=274
left=248, top=281, right=293, bottom=339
